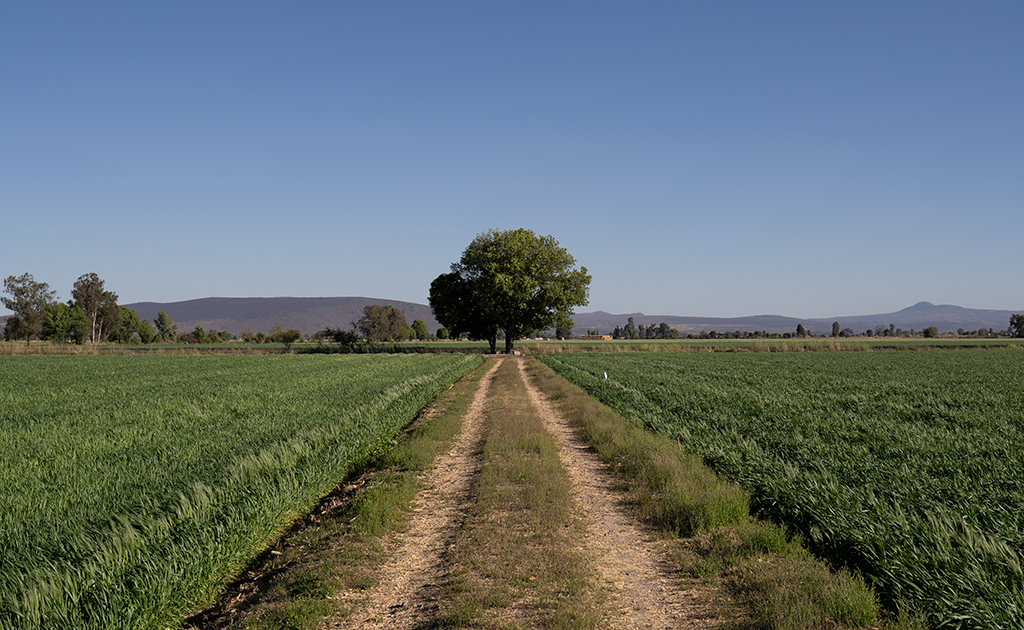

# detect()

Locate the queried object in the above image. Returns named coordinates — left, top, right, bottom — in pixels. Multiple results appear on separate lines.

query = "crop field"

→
left=539, top=351, right=1024, bottom=629
left=0, top=353, right=480, bottom=630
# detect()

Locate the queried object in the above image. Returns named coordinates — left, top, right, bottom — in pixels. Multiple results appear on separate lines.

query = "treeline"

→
left=320, top=304, right=433, bottom=343
left=609, top=317, right=680, bottom=339
left=2, top=273, right=167, bottom=345
left=606, top=316, right=1024, bottom=340
left=1, top=272, right=300, bottom=346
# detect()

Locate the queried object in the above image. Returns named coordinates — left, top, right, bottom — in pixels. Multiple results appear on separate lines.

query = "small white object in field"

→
left=604, top=372, right=607, bottom=379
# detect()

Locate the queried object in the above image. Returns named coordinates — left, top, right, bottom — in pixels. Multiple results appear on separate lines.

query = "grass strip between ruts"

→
left=439, top=357, right=606, bottom=629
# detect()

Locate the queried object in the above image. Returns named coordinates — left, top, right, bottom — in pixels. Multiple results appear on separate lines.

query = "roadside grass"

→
left=187, top=358, right=496, bottom=630
left=524, top=358, right=924, bottom=630
left=439, top=358, right=606, bottom=630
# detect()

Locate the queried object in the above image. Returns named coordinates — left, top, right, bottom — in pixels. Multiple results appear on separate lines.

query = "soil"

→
left=192, top=356, right=740, bottom=629
left=322, top=359, right=502, bottom=629
left=325, top=357, right=736, bottom=629
left=515, top=358, right=734, bottom=629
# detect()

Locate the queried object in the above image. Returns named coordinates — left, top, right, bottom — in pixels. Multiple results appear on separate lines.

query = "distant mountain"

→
left=570, top=311, right=808, bottom=335
left=10, top=297, right=1013, bottom=338
left=576, top=302, right=1020, bottom=336
left=804, top=302, right=1018, bottom=335
left=123, top=297, right=440, bottom=337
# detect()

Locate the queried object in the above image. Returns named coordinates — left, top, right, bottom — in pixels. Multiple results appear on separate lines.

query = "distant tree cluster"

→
left=611, top=317, right=679, bottom=340
left=238, top=324, right=302, bottom=346
left=355, top=304, right=412, bottom=342
left=675, top=319, right=1023, bottom=341
left=3, top=273, right=160, bottom=345
left=316, top=304, right=415, bottom=349
left=179, top=325, right=239, bottom=344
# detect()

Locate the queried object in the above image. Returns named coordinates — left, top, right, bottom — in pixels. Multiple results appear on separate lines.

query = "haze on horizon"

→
left=2, top=3, right=1021, bottom=320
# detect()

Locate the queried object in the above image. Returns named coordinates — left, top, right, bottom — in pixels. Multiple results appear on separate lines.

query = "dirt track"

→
left=328, top=357, right=732, bottom=629
left=325, top=360, right=500, bottom=629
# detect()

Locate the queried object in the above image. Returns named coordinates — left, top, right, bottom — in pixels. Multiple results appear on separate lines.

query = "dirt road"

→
left=327, top=357, right=731, bottom=629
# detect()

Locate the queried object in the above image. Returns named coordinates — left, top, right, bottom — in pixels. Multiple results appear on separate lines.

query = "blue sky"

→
left=2, top=2, right=1021, bottom=319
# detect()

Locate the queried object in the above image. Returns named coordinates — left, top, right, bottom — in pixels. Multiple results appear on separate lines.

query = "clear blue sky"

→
left=3, top=2, right=1021, bottom=319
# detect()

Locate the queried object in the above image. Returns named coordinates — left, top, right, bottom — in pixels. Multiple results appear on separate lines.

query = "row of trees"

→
left=829, top=318, right=1024, bottom=339
left=323, top=304, right=432, bottom=343
left=611, top=317, right=681, bottom=339
left=2, top=273, right=167, bottom=345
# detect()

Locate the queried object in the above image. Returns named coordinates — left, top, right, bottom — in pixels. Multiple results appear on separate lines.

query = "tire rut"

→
left=325, top=358, right=502, bottom=630
left=516, top=358, right=733, bottom=629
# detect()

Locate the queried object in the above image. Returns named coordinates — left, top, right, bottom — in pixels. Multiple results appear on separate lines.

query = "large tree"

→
left=110, top=307, right=155, bottom=344
left=43, top=303, right=90, bottom=344
left=155, top=311, right=177, bottom=343
left=411, top=318, right=430, bottom=340
left=2, top=273, right=57, bottom=344
left=430, top=229, right=591, bottom=353
left=355, top=304, right=411, bottom=342
left=429, top=271, right=498, bottom=351
left=1010, top=314, right=1024, bottom=338
left=71, top=273, right=119, bottom=343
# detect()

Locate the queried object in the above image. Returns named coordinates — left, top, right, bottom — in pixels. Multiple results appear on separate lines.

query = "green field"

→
left=0, top=353, right=480, bottom=630
left=538, top=350, right=1024, bottom=630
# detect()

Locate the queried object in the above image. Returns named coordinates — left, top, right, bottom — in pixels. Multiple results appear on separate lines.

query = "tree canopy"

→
left=43, top=303, right=90, bottom=344
left=71, top=273, right=119, bottom=343
left=411, top=318, right=430, bottom=340
left=354, top=304, right=411, bottom=342
left=429, top=229, right=591, bottom=353
left=2, top=273, right=57, bottom=344
left=1010, top=314, right=1024, bottom=338
left=155, top=311, right=177, bottom=343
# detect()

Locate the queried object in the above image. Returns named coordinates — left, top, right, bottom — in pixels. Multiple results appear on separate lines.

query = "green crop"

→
left=539, top=351, right=1024, bottom=630
left=0, top=353, right=480, bottom=629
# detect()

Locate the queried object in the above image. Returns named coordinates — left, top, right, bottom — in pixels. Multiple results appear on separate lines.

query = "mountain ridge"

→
left=123, top=297, right=441, bottom=337
left=114, top=297, right=1020, bottom=337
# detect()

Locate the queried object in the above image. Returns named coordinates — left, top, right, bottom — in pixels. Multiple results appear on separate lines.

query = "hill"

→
left=804, top=302, right=1016, bottom=334
left=573, top=302, right=1020, bottom=336
left=570, top=311, right=808, bottom=335
left=8, top=298, right=1018, bottom=338
left=123, top=297, right=440, bottom=337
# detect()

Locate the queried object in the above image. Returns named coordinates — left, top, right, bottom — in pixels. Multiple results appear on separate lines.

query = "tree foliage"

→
left=43, top=303, right=90, bottom=344
left=611, top=317, right=679, bottom=339
left=3, top=316, right=24, bottom=342
left=2, top=273, right=57, bottom=344
left=1011, top=314, right=1024, bottom=338
left=430, top=229, right=590, bottom=353
left=71, top=273, right=120, bottom=344
left=276, top=328, right=302, bottom=350
left=155, top=311, right=177, bottom=343
left=321, top=327, right=361, bottom=349
left=355, top=305, right=410, bottom=342
left=411, top=318, right=430, bottom=340
left=429, top=271, right=499, bottom=351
